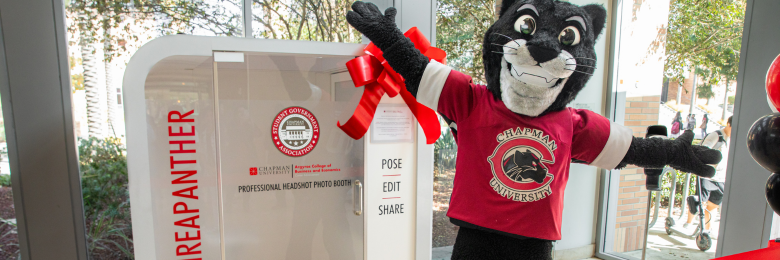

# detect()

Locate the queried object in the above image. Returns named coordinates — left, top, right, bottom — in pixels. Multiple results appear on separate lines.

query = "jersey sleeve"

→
left=416, top=60, right=480, bottom=123
left=570, top=108, right=633, bottom=169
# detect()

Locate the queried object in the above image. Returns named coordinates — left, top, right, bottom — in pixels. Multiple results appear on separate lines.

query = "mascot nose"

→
left=527, top=45, right=559, bottom=63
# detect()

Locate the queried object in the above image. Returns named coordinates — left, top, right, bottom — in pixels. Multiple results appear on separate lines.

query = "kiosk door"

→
left=214, top=52, right=365, bottom=259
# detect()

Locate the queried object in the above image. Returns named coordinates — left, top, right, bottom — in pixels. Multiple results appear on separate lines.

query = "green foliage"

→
left=728, top=95, right=735, bottom=105
left=0, top=218, right=18, bottom=256
left=697, top=84, right=715, bottom=104
left=87, top=211, right=134, bottom=259
left=66, top=0, right=243, bottom=61
left=655, top=169, right=698, bottom=208
left=0, top=175, right=10, bottom=188
left=79, top=137, right=128, bottom=220
left=436, top=0, right=497, bottom=84
left=434, top=125, right=457, bottom=177
left=254, top=0, right=362, bottom=43
left=69, top=57, right=84, bottom=91
left=663, top=0, right=746, bottom=84
left=78, top=137, right=133, bottom=259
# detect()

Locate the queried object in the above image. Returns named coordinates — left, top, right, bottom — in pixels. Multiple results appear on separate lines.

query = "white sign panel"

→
left=365, top=97, right=418, bottom=260
left=371, top=104, right=414, bottom=143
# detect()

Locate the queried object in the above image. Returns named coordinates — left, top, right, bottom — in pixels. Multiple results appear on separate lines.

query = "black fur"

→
left=485, top=0, right=606, bottom=116
left=346, top=2, right=429, bottom=96
left=618, top=131, right=721, bottom=178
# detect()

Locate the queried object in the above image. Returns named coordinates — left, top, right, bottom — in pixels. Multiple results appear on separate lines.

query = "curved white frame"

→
left=122, top=35, right=366, bottom=259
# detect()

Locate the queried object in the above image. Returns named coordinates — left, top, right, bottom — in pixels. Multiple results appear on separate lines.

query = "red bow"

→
left=338, top=27, right=446, bottom=144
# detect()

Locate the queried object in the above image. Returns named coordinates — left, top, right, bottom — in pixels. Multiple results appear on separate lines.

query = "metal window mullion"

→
left=244, top=0, right=253, bottom=38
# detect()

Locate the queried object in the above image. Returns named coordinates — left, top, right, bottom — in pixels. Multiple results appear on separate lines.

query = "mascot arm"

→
left=617, top=130, right=721, bottom=178
left=346, top=1, right=431, bottom=96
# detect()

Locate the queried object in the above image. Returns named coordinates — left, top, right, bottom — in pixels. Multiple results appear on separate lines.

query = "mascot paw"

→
left=669, top=130, right=722, bottom=178
left=346, top=1, right=402, bottom=49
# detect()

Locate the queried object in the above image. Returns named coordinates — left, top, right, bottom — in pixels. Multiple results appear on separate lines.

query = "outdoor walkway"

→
left=623, top=217, right=719, bottom=259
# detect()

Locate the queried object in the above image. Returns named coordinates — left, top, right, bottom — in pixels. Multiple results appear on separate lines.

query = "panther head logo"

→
left=502, top=149, right=548, bottom=183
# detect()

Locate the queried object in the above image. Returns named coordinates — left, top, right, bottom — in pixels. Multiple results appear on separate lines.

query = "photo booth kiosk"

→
left=123, top=35, right=432, bottom=260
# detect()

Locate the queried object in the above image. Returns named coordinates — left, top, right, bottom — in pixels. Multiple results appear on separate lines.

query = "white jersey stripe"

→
left=590, top=122, right=633, bottom=169
left=417, top=60, right=452, bottom=110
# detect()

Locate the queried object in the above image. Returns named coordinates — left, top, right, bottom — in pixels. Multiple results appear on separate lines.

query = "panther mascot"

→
left=346, top=0, right=722, bottom=259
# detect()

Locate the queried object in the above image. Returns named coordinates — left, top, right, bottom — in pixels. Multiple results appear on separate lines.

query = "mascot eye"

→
left=514, top=15, right=536, bottom=35
left=558, top=26, right=581, bottom=46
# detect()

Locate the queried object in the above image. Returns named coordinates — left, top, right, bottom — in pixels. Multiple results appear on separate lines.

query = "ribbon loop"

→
left=345, top=55, right=382, bottom=87
left=338, top=27, right=447, bottom=145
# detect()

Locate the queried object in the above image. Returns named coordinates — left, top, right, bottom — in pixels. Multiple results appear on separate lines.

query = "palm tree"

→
left=104, top=26, right=117, bottom=137
left=80, top=33, right=103, bottom=138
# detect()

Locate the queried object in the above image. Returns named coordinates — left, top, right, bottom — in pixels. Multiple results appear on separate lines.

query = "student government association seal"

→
left=271, top=107, right=320, bottom=157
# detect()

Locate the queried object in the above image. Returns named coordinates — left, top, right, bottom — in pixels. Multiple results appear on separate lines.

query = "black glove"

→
left=666, top=131, right=722, bottom=177
left=345, top=1, right=431, bottom=97
left=620, top=130, right=722, bottom=178
left=346, top=1, right=405, bottom=50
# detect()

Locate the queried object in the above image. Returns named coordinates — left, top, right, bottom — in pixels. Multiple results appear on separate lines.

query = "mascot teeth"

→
left=507, top=61, right=560, bottom=88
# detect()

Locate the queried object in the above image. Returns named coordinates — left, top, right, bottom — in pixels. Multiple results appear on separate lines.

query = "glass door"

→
left=215, top=52, right=365, bottom=259
left=598, top=0, right=745, bottom=259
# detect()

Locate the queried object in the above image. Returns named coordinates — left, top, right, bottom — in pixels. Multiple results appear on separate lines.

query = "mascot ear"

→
left=583, top=4, right=607, bottom=39
left=499, top=0, right=520, bottom=18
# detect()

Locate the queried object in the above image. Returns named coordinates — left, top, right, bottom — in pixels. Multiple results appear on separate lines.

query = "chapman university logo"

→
left=487, top=127, right=557, bottom=202
left=271, top=107, right=320, bottom=157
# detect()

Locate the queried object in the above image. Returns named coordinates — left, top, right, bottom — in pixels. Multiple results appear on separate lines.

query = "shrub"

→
left=78, top=137, right=133, bottom=259
left=0, top=175, right=10, bottom=187
left=79, top=137, right=129, bottom=220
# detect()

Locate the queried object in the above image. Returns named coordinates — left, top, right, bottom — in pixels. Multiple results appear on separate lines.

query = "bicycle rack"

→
left=648, top=168, right=691, bottom=228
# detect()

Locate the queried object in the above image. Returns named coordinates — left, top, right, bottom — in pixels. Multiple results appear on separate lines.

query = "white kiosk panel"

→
left=125, top=36, right=424, bottom=260
left=214, top=53, right=364, bottom=259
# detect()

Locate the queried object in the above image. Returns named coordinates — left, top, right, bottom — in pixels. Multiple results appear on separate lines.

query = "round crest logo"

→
left=487, top=127, right=557, bottom=202
left=271, top=107, right=320, bottom=157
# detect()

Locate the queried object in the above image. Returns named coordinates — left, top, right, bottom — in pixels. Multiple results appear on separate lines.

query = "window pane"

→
left=601, top=0, right=745, bottom=259
left=432, top=115, right=457, bottom=257
left=252, top=0, right=362, bottom=43
left=64, top=0, right=243, bottom=257
left=432, top=1, right=496, bottom=258
left=436, top=0, right=497, bottom=84
left=0, top=98, right=18, bottom=259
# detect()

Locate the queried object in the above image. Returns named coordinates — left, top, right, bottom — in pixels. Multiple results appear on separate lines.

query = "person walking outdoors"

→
left=684, top=116, right=732, bottom=233
left=686, top=114, right=696, bottom=131
left=700, top=114, right=709, bottom=137
left=671, top=111, right=683, bottom=138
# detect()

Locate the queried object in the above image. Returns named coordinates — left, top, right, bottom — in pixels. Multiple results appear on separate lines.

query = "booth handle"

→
left=354, top=180, right=363, bottom=216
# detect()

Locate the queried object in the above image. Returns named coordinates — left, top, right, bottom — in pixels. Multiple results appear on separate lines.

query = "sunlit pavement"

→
left=623, top=217, right=719, bottom=260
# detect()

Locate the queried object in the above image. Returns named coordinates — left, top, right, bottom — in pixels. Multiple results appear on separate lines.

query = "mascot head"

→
left=483, top=0, right=607, bottom=117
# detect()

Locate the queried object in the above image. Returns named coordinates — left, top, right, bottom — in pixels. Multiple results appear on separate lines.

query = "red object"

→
left=338, top=27, right=446, bottom=144
left=714, top=243, right=780, bottom=259
left=250, top=167, right=258, bottom=176
left=271, top=107, right=320, bottom=157
left=770, top=238, right=780, bottom=248
left=436, top=70, right=617, bottom=240
left=766, top=54, right=780, bottom=111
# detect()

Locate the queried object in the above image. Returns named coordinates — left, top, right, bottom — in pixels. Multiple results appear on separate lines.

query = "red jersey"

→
left=417, top=61, right=632, bottom=240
